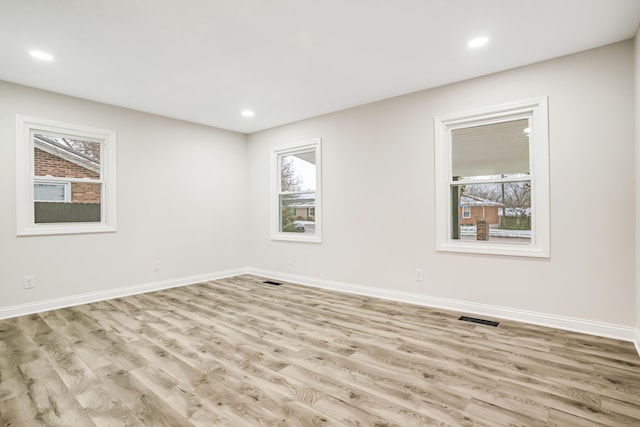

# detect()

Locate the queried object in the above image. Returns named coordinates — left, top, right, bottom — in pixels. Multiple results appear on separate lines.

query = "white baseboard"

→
left=248, top=268, right=639, bottom=346
left=0, top=268, right=246, bottom=320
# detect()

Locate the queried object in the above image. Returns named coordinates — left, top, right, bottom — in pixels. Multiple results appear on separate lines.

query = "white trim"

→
left=271, top=138, right=322, bottom=243
left=434, top=97, right=550, bottom=258
left=16, top=115, right=117, bottom=236
left=634, top=330, right=640, bottom=356
left=0, top=268, right=246, bottom=321
left=248, top=268, right=638, bottom=345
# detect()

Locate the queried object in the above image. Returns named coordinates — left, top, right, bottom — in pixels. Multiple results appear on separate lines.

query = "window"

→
left=34, top=180, right=71, bottom=203
left=461, top=206, right=471, bottom=219
left=271, top=138, right=321, bottom=242
left=434, top=98, right=549, bottom=257
left=16, top=116, right=117, bottom=235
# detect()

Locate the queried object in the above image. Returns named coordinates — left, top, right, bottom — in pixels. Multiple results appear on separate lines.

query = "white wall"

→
left=248, top=41, right=636, bottom=328
left=0, top=81, right=248, bottom=313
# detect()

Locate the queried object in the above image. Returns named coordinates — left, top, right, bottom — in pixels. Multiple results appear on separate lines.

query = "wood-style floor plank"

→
left=1, top=274, right=639, bottom=426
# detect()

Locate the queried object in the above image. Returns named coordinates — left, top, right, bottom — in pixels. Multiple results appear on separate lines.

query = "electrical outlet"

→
left=415, top=269, right=423, bottom=281
left=23, top=275, right=35, bottom=289
left=153, top=260, right=160, bottom=271
left=287, top=255, right=293, bottom=266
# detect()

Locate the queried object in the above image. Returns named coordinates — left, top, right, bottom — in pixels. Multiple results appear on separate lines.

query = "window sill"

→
left=17, top=224, right=117, bottom=237
left=437, top=241, right=549, bottom=258
left=271, top=233, right=322, bottom=243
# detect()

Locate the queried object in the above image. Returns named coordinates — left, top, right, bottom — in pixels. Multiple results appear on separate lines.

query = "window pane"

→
left=452, top=119, right=529, bottom=179
left=34, top=133, right=101, bottom=179
left=35, top=183, right=102, bottom=223
left=281, top=151, right=316, bottom=192
left=451, top=181, right=531, bottom=243
left=279, top=193, right=316, bottom=234
left=32, top=133, right=102, bottom=224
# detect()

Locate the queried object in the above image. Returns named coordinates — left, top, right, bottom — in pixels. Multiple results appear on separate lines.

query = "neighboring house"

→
left=294, top=205, right=315, bottom=220
left=459, top=194, right=504, bottom=226
left=33, top=134, right=101, bottom=204
left=284, top=193, right=315, bottom=220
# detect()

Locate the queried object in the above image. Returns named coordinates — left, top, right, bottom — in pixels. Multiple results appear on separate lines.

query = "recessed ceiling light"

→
left=29, top=50, right=54, bottom=61
left=241, top=110, right=255, bottom=117
left=467, top=37, right=488, bottom=48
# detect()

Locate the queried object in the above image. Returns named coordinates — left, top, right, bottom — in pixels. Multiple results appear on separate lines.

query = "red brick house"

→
left=458, top=194, right=504, bottom=226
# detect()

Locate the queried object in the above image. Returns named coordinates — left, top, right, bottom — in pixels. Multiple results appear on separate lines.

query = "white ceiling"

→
left=1, top=1, right=639, bottom=134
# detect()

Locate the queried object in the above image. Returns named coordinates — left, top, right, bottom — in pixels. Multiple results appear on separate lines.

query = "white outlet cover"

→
left=23, top=275, right=35, bottom=288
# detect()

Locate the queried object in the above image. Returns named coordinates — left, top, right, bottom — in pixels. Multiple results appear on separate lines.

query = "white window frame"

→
left=16, top=115, right=117, bottom=236
left=33, top=180, right=71, bottom=203
left=271, top=138, right=322, bottom=243
left=434, top=97, right=550, bottom=258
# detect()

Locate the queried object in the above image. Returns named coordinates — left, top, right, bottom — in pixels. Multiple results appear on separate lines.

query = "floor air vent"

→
left=458, top=316, right=499, bottom=327
left=263, top=280, right=283, bottom=286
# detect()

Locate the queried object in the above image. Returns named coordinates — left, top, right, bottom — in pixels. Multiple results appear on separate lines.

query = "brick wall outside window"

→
left=34, top=148, right=99, bottom=179
left=34, top=148, right=100, bottom=204
left=459, top=206, right=500, bottom=225
left=71, top=182, right=101, bottom=204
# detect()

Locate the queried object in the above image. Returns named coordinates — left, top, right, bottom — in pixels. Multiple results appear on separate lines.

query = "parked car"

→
left=283, top=221, right=305, bottom=232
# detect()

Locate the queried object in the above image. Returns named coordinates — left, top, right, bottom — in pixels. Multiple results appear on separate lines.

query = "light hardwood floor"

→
left=1, top=274, right=639, bottom=426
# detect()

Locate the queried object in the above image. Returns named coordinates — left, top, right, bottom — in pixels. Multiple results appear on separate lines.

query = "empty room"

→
left=2, top=1, right=640, bottom=425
